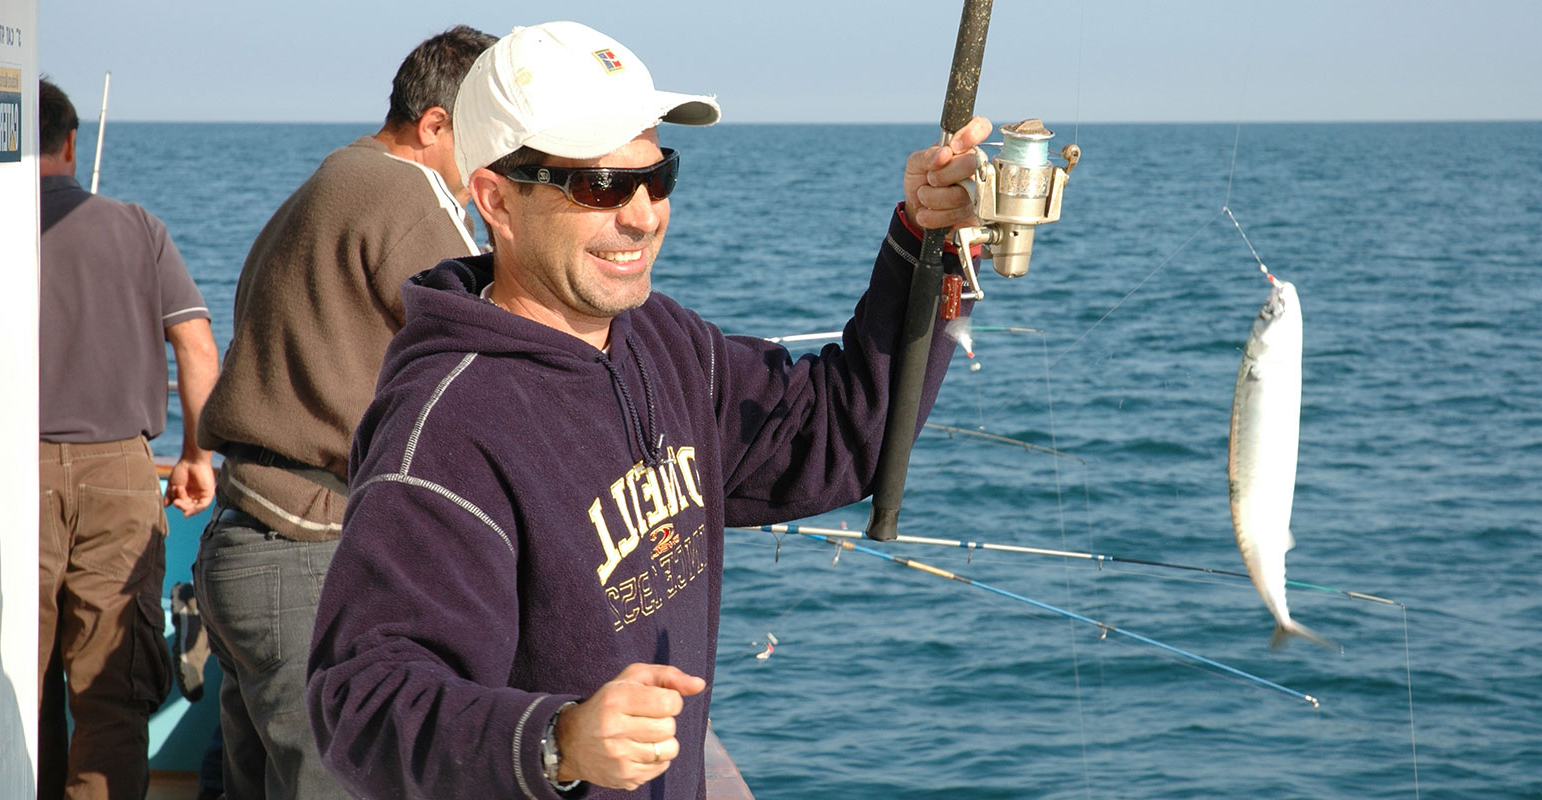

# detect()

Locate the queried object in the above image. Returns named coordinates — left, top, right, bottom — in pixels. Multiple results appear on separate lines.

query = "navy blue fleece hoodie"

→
left=307, top=209, right=968, bottom=799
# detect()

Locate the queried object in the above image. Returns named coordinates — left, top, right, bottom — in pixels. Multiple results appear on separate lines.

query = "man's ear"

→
left=62, top=129, right=77, bottom=165
left=470, top=169, right=514, bottom=244
left=415, top=106, right=451, bottom=148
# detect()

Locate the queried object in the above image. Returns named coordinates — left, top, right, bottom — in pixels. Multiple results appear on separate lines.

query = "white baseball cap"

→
left=453, top=21, right=721, bottom=178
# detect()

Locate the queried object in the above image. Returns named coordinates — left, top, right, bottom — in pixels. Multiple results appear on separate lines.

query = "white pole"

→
left=89, top=71, right=110, bottom=194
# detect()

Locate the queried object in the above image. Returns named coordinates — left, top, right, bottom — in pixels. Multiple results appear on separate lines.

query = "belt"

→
left=214, top=504, right=269, bottom=530
left=221, top=442, right=349, bottom=498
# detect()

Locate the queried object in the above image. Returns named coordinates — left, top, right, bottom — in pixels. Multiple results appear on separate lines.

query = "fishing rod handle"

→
left=940, top=0, right=993, bottom=134
left=867, top=227, right=949, bottom=541
left=867, top=0, right=993, bottom=542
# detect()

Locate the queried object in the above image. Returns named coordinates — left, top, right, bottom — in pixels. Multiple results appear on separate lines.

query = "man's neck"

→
left=38, top=156, right=73, bottom=178
left=485, top=275, right=614, bottom=351
left=373, top=123, right=423, bottom=162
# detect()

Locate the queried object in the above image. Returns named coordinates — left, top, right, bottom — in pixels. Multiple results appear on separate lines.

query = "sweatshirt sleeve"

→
left=307, top=476, right=582, bottom=800
left=713, top=206, right=971, bottom=524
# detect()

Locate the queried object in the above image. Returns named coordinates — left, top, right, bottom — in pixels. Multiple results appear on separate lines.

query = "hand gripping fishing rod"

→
left=867, top=0, right=993, bottom=542
left=868, top=0, right=1080, bottom=541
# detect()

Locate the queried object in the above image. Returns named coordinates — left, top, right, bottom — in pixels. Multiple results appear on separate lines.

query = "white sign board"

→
left=0, top=0, right=39, bottom=794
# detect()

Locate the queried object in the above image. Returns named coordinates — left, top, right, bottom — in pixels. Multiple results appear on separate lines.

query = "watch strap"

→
left=542, top=701, right=581, bottom=791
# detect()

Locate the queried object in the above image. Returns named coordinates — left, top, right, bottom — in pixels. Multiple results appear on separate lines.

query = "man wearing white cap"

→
left=307, top=21, right=990, bottom=799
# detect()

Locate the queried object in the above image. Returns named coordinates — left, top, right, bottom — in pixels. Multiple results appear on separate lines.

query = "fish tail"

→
left=1269, top=620, right=1339, bottom=653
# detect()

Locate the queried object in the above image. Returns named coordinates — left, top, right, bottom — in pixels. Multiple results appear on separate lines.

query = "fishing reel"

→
left=944, top=119, right=1080, bottom=313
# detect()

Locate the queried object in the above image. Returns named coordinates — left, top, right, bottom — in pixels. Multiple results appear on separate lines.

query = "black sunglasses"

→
left=497, top=148, right=680, bottom=210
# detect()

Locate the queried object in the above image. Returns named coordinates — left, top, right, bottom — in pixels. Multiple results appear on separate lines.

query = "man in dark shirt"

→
left=37, top=77, right=220, bottom=800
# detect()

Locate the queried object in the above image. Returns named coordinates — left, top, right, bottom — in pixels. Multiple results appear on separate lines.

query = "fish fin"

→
left=1269, top=620, right=1338, bottom=653
left=1285, top=528, right=1296, bottom=551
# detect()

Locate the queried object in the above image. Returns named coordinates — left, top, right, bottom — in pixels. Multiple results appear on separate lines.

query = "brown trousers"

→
left=38, top=437, right=174, bottom=800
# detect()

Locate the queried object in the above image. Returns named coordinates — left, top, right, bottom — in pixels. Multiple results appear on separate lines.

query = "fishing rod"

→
left=761, top=330, right=842, bottom=344
left=868, top=0, right=993, bottom=542
left=793, top=531, right=1321, bottom=707
left=761, top=324, right=1041, bottom=346
left=741, top=523, right=1400, bottom=607
left=869, top=0, right=1081, bottom=541
left=89, top=71, right=110, bottom=194
left=923, top=422, right=1080, bottom=461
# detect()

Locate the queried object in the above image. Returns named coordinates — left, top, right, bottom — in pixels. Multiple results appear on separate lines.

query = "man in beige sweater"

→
left=192, top=25, right=495, bottom=799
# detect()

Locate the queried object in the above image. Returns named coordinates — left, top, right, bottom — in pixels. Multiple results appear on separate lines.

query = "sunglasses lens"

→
left=649, top=157, right=678, bottom=201
left=568, top=153, right=678, bottom=209
left=570, top=171, right=630, bottom=209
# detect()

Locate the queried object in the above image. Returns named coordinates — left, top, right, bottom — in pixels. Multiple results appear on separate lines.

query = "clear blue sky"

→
left=40, top=0, right=1542, bottom=124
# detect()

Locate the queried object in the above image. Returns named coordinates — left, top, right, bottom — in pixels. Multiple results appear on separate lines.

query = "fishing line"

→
left=1220, top=0, right=1257, bottom=212
left=1001, top=8, right=1261, bottom=383
left=946, top=317, right=993, bottom=431
left=1218, top=70, right=1273, bottom=284
left=1402, top=605, right=1422, bottom=798
left=1072, top=0, right=1085, bottom=147
left=1223, top=124, right=1243, bottom=209
left=1070, top=460, right=1117, bottom=757
left=926, top=314, right=1114, bottom=793
left=1042, top=322, right=1099, bottom=797
left=762, top=325, right=1055, bottom=441
left=723, top=530, right=852, bottom=669
left=947, top=322, right=1044, bottom=434
left=924, top=423, right=1080, bottom=461
left=1223, top=206, right=1272, bottom=280
left=976, top=205, right=1229, bottom=425
left=797, top=533, right=1320, bottom=706
left=1046, top=210, right=1225, bottom=374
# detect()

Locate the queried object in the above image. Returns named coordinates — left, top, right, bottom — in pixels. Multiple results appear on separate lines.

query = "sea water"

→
left=85, top=120, right=1541, bottom=799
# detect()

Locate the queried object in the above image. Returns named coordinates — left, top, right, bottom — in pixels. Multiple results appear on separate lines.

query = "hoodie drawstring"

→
left=597, top=341, right=664, bottom=467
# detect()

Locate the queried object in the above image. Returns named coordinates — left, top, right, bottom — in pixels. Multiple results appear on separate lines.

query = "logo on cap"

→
left=593, top=49, right=625, bottom=73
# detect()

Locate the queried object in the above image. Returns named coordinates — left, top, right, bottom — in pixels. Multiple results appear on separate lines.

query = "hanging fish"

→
left=1228, top=277, right=1334, bottom=651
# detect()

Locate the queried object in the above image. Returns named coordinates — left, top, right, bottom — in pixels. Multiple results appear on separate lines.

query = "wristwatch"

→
left=542, top=702, right=580, bottom=790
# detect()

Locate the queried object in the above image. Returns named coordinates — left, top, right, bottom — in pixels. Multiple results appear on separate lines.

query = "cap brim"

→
left=659, top=92, right=721, bottom=126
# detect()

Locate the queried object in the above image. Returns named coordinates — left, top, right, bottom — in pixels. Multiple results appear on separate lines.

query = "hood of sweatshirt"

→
left=388, top=253, right=622, bottom=375
left=384, top=253, right=667, bottom=466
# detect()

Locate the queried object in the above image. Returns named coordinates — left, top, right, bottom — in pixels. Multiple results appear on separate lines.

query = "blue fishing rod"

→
left=798, top=531, right=1322, bottom=707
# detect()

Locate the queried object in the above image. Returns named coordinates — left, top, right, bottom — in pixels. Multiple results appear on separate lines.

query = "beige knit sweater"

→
left=198, top=136, right=477, bottom=541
